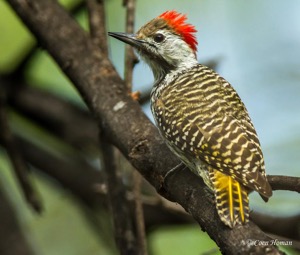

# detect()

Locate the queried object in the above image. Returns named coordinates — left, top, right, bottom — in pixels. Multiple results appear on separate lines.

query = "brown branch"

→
left=18, top=133, right=300, bottom=244
left=16, top=135, right=105, bottom=206
left=86, top=0, right=108, bottom=57
left=0, top=89, right=42, bottom=213
left=11, top=107, right=299, bottom=243
left=268, top=175, right=300, bottom=193
left=6, top=1, right=285, bottom=253
left=251, top=212, right=300, bottom=242
left=123, top=0, right=147, bottom=254
left=9, top=0, right=87, bottom=77
left=133, top=166, right=148, bottom=254
left=5, top=82, right=98, bottom=151
left=0, top=185, right=35, bottom=255
left=18, top=133, right=192, bottom=229
left=100, top=140, right=138, bottom=254
left=20, top=130, right=299, bottom=243
left=123, top=0, right=138, bottom=91
left=86, top=2, right=138, bottom=252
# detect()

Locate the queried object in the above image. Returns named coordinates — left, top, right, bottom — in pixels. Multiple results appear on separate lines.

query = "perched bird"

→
left=109, top=10, right=272, bottom=228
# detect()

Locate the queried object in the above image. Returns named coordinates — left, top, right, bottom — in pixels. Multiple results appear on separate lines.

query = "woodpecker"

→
left=109, top=10, right=272, bottom=228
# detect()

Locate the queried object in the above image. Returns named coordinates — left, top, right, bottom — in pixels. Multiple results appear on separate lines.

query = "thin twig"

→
left=86, top=2, right=138, bottom=252
left=268, top=175, right=300, bottom=193
left=6, top=83, right=99, bottom=150
left=251, top=211, right=300, bottom=241
left=13, top=0, right=87, bottom=78
left=133, top=170, right=148, bottom=255
left=0, top=185, right=35, bottom=255
left=123, top=0, right=138, bottom=92
left=100, top=139, right=137, bottom=254
left=0, top=90, right=42, bottom=213
left=16, top=135, right=105, bottom=206
left=86, top=0, right=108, bottom=57
left=123, top=1, right=148, bottom=254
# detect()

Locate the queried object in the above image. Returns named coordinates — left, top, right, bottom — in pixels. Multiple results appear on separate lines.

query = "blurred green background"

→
left=0, top=0, right=299, bottom=254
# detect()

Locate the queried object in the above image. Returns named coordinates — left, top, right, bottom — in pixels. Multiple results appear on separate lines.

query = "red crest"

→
left=159, top=10, right=198, bottom=52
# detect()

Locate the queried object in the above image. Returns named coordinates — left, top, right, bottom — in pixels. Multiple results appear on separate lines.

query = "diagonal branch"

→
left=86, top=0, right=108, bottom=57
left=123, top=0, right=139, bottom=92
left=123, top=0, right=148, bottom=254
left=6, top=0, right=286, bottom=254
left=0, top=185, right=35, bottom=255
left=251, top=212, right=300, bottom=241
left=6, top=83, right=98, bottom=150
left=86, top=2, right=138, bottom=253
left=17, top=135, right=105, bottom=205
left=100, top=141, right=138, bottom=254
left=268, top=175, right=300, bottom=193
left=0, top=88, right=42, bottom=213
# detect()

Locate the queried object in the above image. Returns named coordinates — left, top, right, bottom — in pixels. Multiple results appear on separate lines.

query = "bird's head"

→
left=109, top=10, right=198, bottom=81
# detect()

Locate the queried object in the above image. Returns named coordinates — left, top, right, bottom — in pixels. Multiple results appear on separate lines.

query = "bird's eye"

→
left=153, top=33, right=165, bottom=43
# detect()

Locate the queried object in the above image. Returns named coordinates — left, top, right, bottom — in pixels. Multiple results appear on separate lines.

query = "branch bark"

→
left=251, top=212, right=300, bottom=242
left=123, top=0, right=138, bottom=91
left=6, top=0, right=288, bottom=254
left=17, top=133, right=300, bottom=243
left=268, top=175, right=300, bottom=193
left=0, top=185, right=34, bottom=255
left=17, top=135, right=193, bottom=230
left=86, top=0, right=108, bottom=56
left=123, top=0, right=148, bottom=254
left=100, top=141, right=138, bottom=254
left=6, top=83, right=98, bottom=150
left=86, top=2, right=139, bottom=253
left=17, top=135, right=105, bottom=206
left=0, top=88, right=42, bottom=213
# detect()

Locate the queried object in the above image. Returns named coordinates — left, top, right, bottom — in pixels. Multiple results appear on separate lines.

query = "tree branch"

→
left=86, top=2, right=139, bottom=252
left=17, top=135, right=105, bottom=205
left=123, top=0, right=138, bottom=92
left=5, top=81, right=98, bottom=151
left=18, top=130, right=300, bottom=242
left=123, top=0, right=148, bottom=254
left=100, top=141, right=138, bottom=254
left=17, top=135, right=193, bottom=230
left=0, top=185, right=35, bottom=255
left=251, top=212, right=300, bottom=242
left=268, top=175, right=300, bottom=193
left=0, top=88, right=42, bottom=213
left=86, top=0, right=108, bottom=57
left=6, top=1, right=287, bottom=253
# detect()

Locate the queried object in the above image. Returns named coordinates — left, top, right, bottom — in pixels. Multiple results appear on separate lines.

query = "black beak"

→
left=108, top=32, right=144, bottom=48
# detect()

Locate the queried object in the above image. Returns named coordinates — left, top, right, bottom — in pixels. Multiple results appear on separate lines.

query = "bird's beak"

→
left=108, top=32, right=144, bottom=48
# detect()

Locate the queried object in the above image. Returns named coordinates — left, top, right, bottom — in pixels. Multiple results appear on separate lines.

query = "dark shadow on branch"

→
left=268, top=175, right=300, bottom=193
left=0, top=185, right=35, bottom=255
left=0, top=87, right=42, bottom=213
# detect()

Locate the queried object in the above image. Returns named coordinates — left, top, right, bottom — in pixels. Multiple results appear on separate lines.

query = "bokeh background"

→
left=0, top=0, right=299, bottom=254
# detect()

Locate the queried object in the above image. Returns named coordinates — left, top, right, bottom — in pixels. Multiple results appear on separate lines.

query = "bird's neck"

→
left=150, top=59, right=198, bottom=101
left=151, top=54, right=198, bottom=82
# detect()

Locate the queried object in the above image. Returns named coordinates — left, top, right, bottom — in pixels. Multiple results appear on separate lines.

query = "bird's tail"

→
left=209, top=169, right=249, bottom=228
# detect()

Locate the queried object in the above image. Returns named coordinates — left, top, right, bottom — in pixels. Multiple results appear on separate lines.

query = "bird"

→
left=108, top=10, right=272, bottom=228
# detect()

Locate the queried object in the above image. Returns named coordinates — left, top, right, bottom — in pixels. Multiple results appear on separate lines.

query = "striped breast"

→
left=150, top=64, right=272, bottom=199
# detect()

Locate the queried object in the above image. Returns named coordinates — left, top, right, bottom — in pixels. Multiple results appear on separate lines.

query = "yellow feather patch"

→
left=209, top=169, right=249, bottom=228
left=228, top=177, right=233, bottom=222
left=234, top=180, right=245, bottom=223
